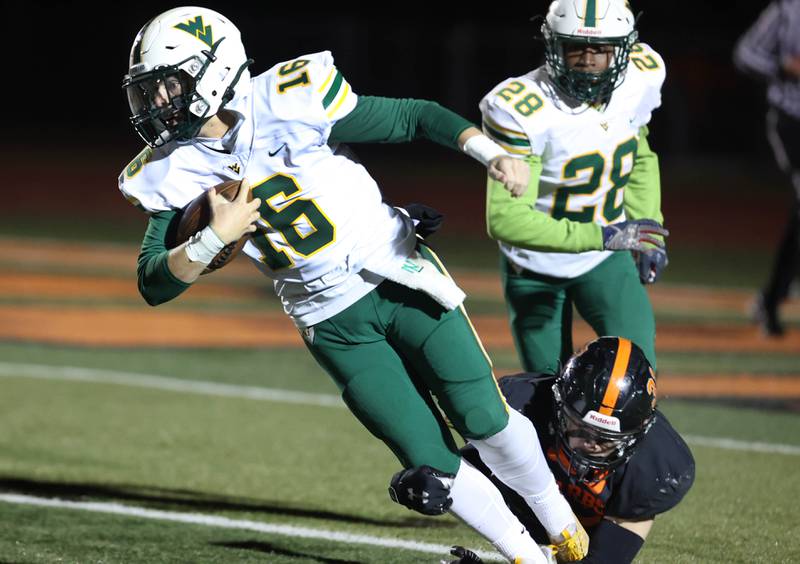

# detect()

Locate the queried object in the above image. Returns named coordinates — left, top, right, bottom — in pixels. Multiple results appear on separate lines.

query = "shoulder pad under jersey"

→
left=626, top=42, right=666, bottom=128
left=480, top=69, right=558, bottom=156
left=253, top=50, right=358, bottom=135
left=118, top=144, right=217, bottom=214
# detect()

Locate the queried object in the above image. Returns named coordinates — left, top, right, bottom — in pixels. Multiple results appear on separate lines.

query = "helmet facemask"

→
left=123, top=7, right=253, bottom=148
left=543, top=29, right=637, bottom=104
left=539, top=0, right=640, bottom=105
left=124, top=61, right=208, bottom=147
left=552, top=386, right=653, bottom=482
left=551, top=336, right=658, bottom=484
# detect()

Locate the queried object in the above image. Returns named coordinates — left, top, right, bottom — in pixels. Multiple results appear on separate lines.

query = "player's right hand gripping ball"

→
left=173, top=180, right=252, bottom=273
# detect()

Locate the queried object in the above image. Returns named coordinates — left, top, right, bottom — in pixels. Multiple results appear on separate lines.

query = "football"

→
left=172, top=179, right=252, bottom=273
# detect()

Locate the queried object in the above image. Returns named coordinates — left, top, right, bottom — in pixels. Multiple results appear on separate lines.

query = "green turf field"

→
left=1, top=343, right=799, bottom=563
left=2, top=166, right=800, bottom=563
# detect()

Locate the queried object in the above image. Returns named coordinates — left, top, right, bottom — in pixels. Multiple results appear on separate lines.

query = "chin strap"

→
left=222, top=58, right=254, bottom=106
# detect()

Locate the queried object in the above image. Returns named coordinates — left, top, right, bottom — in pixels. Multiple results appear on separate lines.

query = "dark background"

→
left=5, top=1, right=777, bottom=158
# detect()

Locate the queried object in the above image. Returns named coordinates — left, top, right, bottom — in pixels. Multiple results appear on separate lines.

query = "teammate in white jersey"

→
left=119, top=7, right=589, bottom=562
left=481, top=0, right=668, bottom=375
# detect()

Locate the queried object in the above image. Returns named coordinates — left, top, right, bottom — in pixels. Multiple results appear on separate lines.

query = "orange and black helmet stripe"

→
left=598, top=337, right=632, bottom=415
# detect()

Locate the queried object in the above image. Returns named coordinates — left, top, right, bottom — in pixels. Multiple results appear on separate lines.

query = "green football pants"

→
left=304, top=246, right=509, bottom=475
left=502, top=251, right=657, bottom=374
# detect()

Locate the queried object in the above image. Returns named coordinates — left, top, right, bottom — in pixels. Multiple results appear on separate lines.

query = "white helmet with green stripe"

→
left=123, top=6, right=253, bottom=147
left=542, top=0, right=638, bottom=104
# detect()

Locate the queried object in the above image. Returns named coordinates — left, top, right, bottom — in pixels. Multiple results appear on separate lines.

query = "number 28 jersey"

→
left=480, top=43, right=666, bottom=278
left=119, top=51, right=416, bottom=328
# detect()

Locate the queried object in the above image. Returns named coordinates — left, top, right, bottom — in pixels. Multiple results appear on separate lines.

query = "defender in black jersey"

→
left=457, top=337, right=695, bottom=564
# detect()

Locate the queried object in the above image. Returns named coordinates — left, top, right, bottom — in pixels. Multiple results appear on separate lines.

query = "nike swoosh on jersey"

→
left=268, top=144, right=287, bottom=157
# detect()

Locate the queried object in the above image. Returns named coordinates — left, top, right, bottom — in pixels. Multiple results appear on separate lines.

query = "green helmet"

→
left=542, top=0, right=638, bottom=104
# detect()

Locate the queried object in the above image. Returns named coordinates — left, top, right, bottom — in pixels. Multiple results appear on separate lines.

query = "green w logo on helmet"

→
left=174, top=16, right=213, bottom=48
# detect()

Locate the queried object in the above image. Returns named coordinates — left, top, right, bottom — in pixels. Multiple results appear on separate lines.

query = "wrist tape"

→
left=462, top=134, right=506, bottom=166
left=185, top=226, right=225, bottom=265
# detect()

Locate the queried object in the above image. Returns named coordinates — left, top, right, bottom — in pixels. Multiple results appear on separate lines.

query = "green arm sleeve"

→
left=486, top=155, right=604, bottom=252
left=329, top=96, right=474, bottom=150
left=624, top=127, right=663, bottom=224
left=137, top=210, right=192, bottom=306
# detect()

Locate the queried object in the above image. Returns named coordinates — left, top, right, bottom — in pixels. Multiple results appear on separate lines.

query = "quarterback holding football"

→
left=119, top=7, right=592, bottom=563
left=482, top=0, right=668, bottom=375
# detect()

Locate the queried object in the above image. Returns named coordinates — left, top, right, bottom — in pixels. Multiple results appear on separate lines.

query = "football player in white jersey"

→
left=119, top=6, right=596, bottom=562
left=481, top=0, right=668, bottom=375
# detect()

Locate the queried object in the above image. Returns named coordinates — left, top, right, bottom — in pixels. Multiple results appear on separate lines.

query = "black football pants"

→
left=763, top=107, right=800, bottom=309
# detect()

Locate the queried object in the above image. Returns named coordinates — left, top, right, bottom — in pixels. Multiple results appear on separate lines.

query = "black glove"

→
left=634, top=247, right=669, bottom=284
left=441, top=546, right=484, bottom=564
left=388, top=465, right=454, bottom=516
left=601, top=219, right=668, bottom=251
left=401, top=203, right=445, bottom=239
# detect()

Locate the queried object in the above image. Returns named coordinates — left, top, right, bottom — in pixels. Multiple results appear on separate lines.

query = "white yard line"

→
left=0, top=362, right=344, bottom=408
left=0, top=494, right=504, bottom=561
left=681, top=434, right=800, bottom=456
left=2, top=362, right=799, bottom=456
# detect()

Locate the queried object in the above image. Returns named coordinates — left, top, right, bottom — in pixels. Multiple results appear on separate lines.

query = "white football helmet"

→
left=123, top=6, right=253, bottom=147
left=542, top=0, right=637, bottom=103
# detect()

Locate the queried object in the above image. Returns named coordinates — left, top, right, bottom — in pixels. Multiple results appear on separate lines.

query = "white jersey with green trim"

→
left=480, top=43, right=665, bottom=279
left=119, top=50, right=416, bottom=328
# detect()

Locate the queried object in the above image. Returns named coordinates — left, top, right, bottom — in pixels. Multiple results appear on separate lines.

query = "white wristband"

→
left=185, top=226, right=225, bottom=265
left=462, top=134, right=506, bottom=167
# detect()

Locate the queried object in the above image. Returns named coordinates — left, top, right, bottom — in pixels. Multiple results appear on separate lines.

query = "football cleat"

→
left=548, top=517, right=589, bottom=562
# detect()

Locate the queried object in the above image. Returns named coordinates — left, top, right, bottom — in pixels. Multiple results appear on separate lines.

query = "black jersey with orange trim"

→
left=460, top=373, right=695, bottom=542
